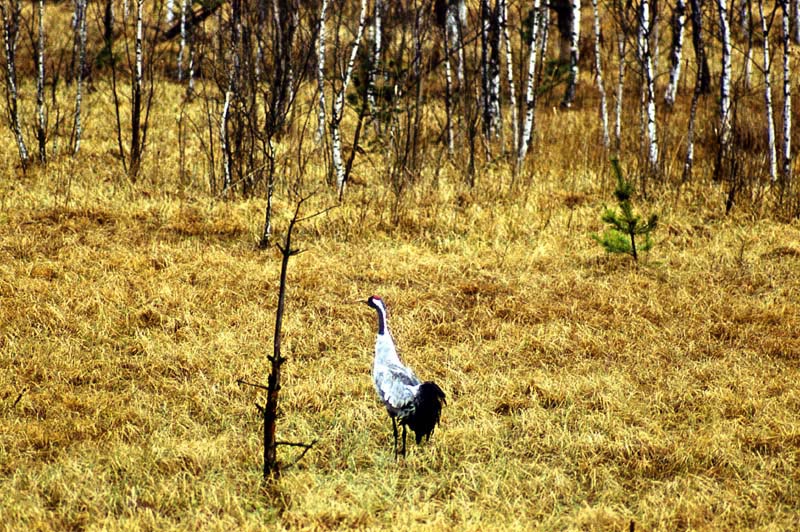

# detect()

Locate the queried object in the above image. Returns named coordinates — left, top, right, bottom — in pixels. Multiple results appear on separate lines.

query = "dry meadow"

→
left=2, top=145, right=800, bottom=530
left=1, top=5, right=800, bottom=530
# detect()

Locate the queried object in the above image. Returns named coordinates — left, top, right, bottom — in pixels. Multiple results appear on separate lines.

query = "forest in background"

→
left=0, top=0, right=797, bottom=225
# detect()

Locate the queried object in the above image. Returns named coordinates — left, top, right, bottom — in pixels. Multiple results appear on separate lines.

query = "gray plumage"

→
left=366, top=296, right=446, bottom=458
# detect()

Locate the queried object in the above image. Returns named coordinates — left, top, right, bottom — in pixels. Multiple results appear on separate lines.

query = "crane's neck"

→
left=374, top=306, right=387, bottom=336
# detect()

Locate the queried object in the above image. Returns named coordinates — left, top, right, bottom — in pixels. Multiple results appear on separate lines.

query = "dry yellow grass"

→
left=0, top=4, right=799, bottom=527
left=2, top=154, right=799, bottom=530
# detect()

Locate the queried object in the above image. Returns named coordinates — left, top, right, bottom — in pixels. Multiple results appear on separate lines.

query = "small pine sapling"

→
left=593, top=158, right=658, bottom=261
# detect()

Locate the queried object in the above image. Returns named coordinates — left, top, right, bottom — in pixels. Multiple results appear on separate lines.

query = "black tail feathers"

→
left=407, top=381, right=446, bottom=444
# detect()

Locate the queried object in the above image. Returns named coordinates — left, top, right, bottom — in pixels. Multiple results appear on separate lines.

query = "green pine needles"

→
left=593, top=158, right=658, bottom=261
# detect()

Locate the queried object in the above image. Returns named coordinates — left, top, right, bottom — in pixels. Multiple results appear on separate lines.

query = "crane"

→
left=365, top=295, right=446, bottom=458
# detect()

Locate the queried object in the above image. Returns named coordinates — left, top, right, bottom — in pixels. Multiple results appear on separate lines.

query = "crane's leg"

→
left=392, top=417, right=399, bottom=459
left=401, top=424, right=407, bottom=458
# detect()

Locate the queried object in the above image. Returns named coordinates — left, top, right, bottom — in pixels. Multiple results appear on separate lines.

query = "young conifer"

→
left=593, top=158, right=658, bottom=261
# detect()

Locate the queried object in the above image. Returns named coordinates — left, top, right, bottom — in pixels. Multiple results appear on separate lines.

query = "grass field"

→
left=0, top=1, right=799, bottom=526
left=1, top=158, right=799, bottom=530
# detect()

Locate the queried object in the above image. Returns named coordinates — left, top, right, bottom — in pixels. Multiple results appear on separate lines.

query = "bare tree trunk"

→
left=615, top=33, right=626, bottom=152
left=367, top=0, right=382, bottom=117
left=758, top=0, right=777, bottom=182
left=689, top=0, right=711, bottom=94
left=166, top=0, right=174, bottom=24
left=591, top=0, right=609, bottom=148
left=743, top=0, right=753, bottom=89
left=640, top=0, right=659, bottom=171
left=794, top=0, right=800, bottom=44
left=665, top=0, right=687, bottom=107
left=682, top=58, right=702, bottom=181
left=316, top=0, right=328, bottom=144
left=443, top=17, right=455, bottom=157
left=332, top=0, right=368, bottom=196
left=73, top=0, right=87, bottom=156
left=0, top=0, right=29, bottom=169
left=562, top=0, right=581, bottom=107
left=780, top=0, right=792, bottom=185
left=517, top=0, right=541, bottom=169
left=500, top=0, right=517, bottom=156
left=129, top=0, right=144, bottom=180
left=481, top=0, right=501, bottom=139
left=716, top=0, right=733, bottom=177
left=35, top=0, right=46, bottom=164
left=451, top=0, right=467, bottom=86
left=102, top=0, right=114, bottom=62
left=177, top=0, right=187, bottom=81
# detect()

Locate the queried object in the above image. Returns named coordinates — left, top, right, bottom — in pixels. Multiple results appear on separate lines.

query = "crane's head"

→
left=365, top=295, right=389, bottom=335
left=365, top=295, right=386, bottom=313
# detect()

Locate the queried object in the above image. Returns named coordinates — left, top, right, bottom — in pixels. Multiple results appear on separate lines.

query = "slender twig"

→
left=237, top=378, right=269, bottom=392
left=277, top=439, right=318, bottom=471
left=12, top=388, right=27, bottom=407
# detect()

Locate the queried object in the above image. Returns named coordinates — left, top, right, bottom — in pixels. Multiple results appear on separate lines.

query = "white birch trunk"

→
left=489, top=3, right=502, bottom=140
left=562, top=0, right=581, bottom=107
left=591, top=0, right=609, bottom=148
left=367, top=0, right=382, bottom=114
left=129, top=0, right=144, bottom=177
left=517, top=0, right=541, bottom=167
left=166, top=0, right=174, bottom=24
left=717, top=0, right=733, bottom=162
left=500, top=0, right=517, bottom=154
left=443, top=18, right=455, bottom=156
left=781, top=0, right=792, bottom=182
left=187, top=26, right=195, bottom=97
left=615, top=33, right=626, bottom=152
left=220, top=83, right=233, bottom=191
left=665, top=0, right=686, bottom=107
left=743, top=0, right=753, bottom=89
left=177, top=0, right=187, bottom=81
left=36, top=0, right=46, bottom=164
left=481, top=0, right=501, bottom=138
left=641, top=0, right=659, bottom=168
left=73, top=0, right=87, bottom=155
left=315, top=0, right=328, bottom=144
left=758, top=0, right=777, bottom=182
left=794, top=0, right=800, bottom=44
left=448, top=0, right=467, bottom=86
left=332, top=0, right=368, bottom=194
left=0, top=2, right=29, bottom=167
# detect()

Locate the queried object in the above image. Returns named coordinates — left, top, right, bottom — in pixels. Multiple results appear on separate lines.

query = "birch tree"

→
left=35, top=0, right=46, bottom=164
left=640, top=0, right=659, bottom=170
left=448, top=0, right=467, bottom=87
left=480, top=0, right=501, bottom=139
left=758, top=0, right=777, bottom=182
left=367, top=0, right=382, bottom=117
left=436, top=0, right=456, bottom=156
left=562, top=0, right=582, bottom=108
left=688, top=0, right=710, bottom=94
left=716, top=0, right=732, bottom=175
left=500, top=0, right=518, bottom=155
left=177, top=0, right=187, bottom=81
left=129, top=0, right=144, bottom=179
left=316, top=0, right=328, bottom=143
left=794, top=0, right=800, bottom=44
left=72, top=0, right=88, bottom=155
left=331, top=0, right=367, bottom=196
left=780, top=0, right=792, bottom=184
left=591, top=0, right=610, bottom=148
left=743, top=0, right=753, bottom=89
left=0, top=0, right=28, bottom=169
left=517, top=0, right=541, bottom=169
left=615, top=32, right=627, bottom=152
left=665, top=0, right=687, bottom=107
